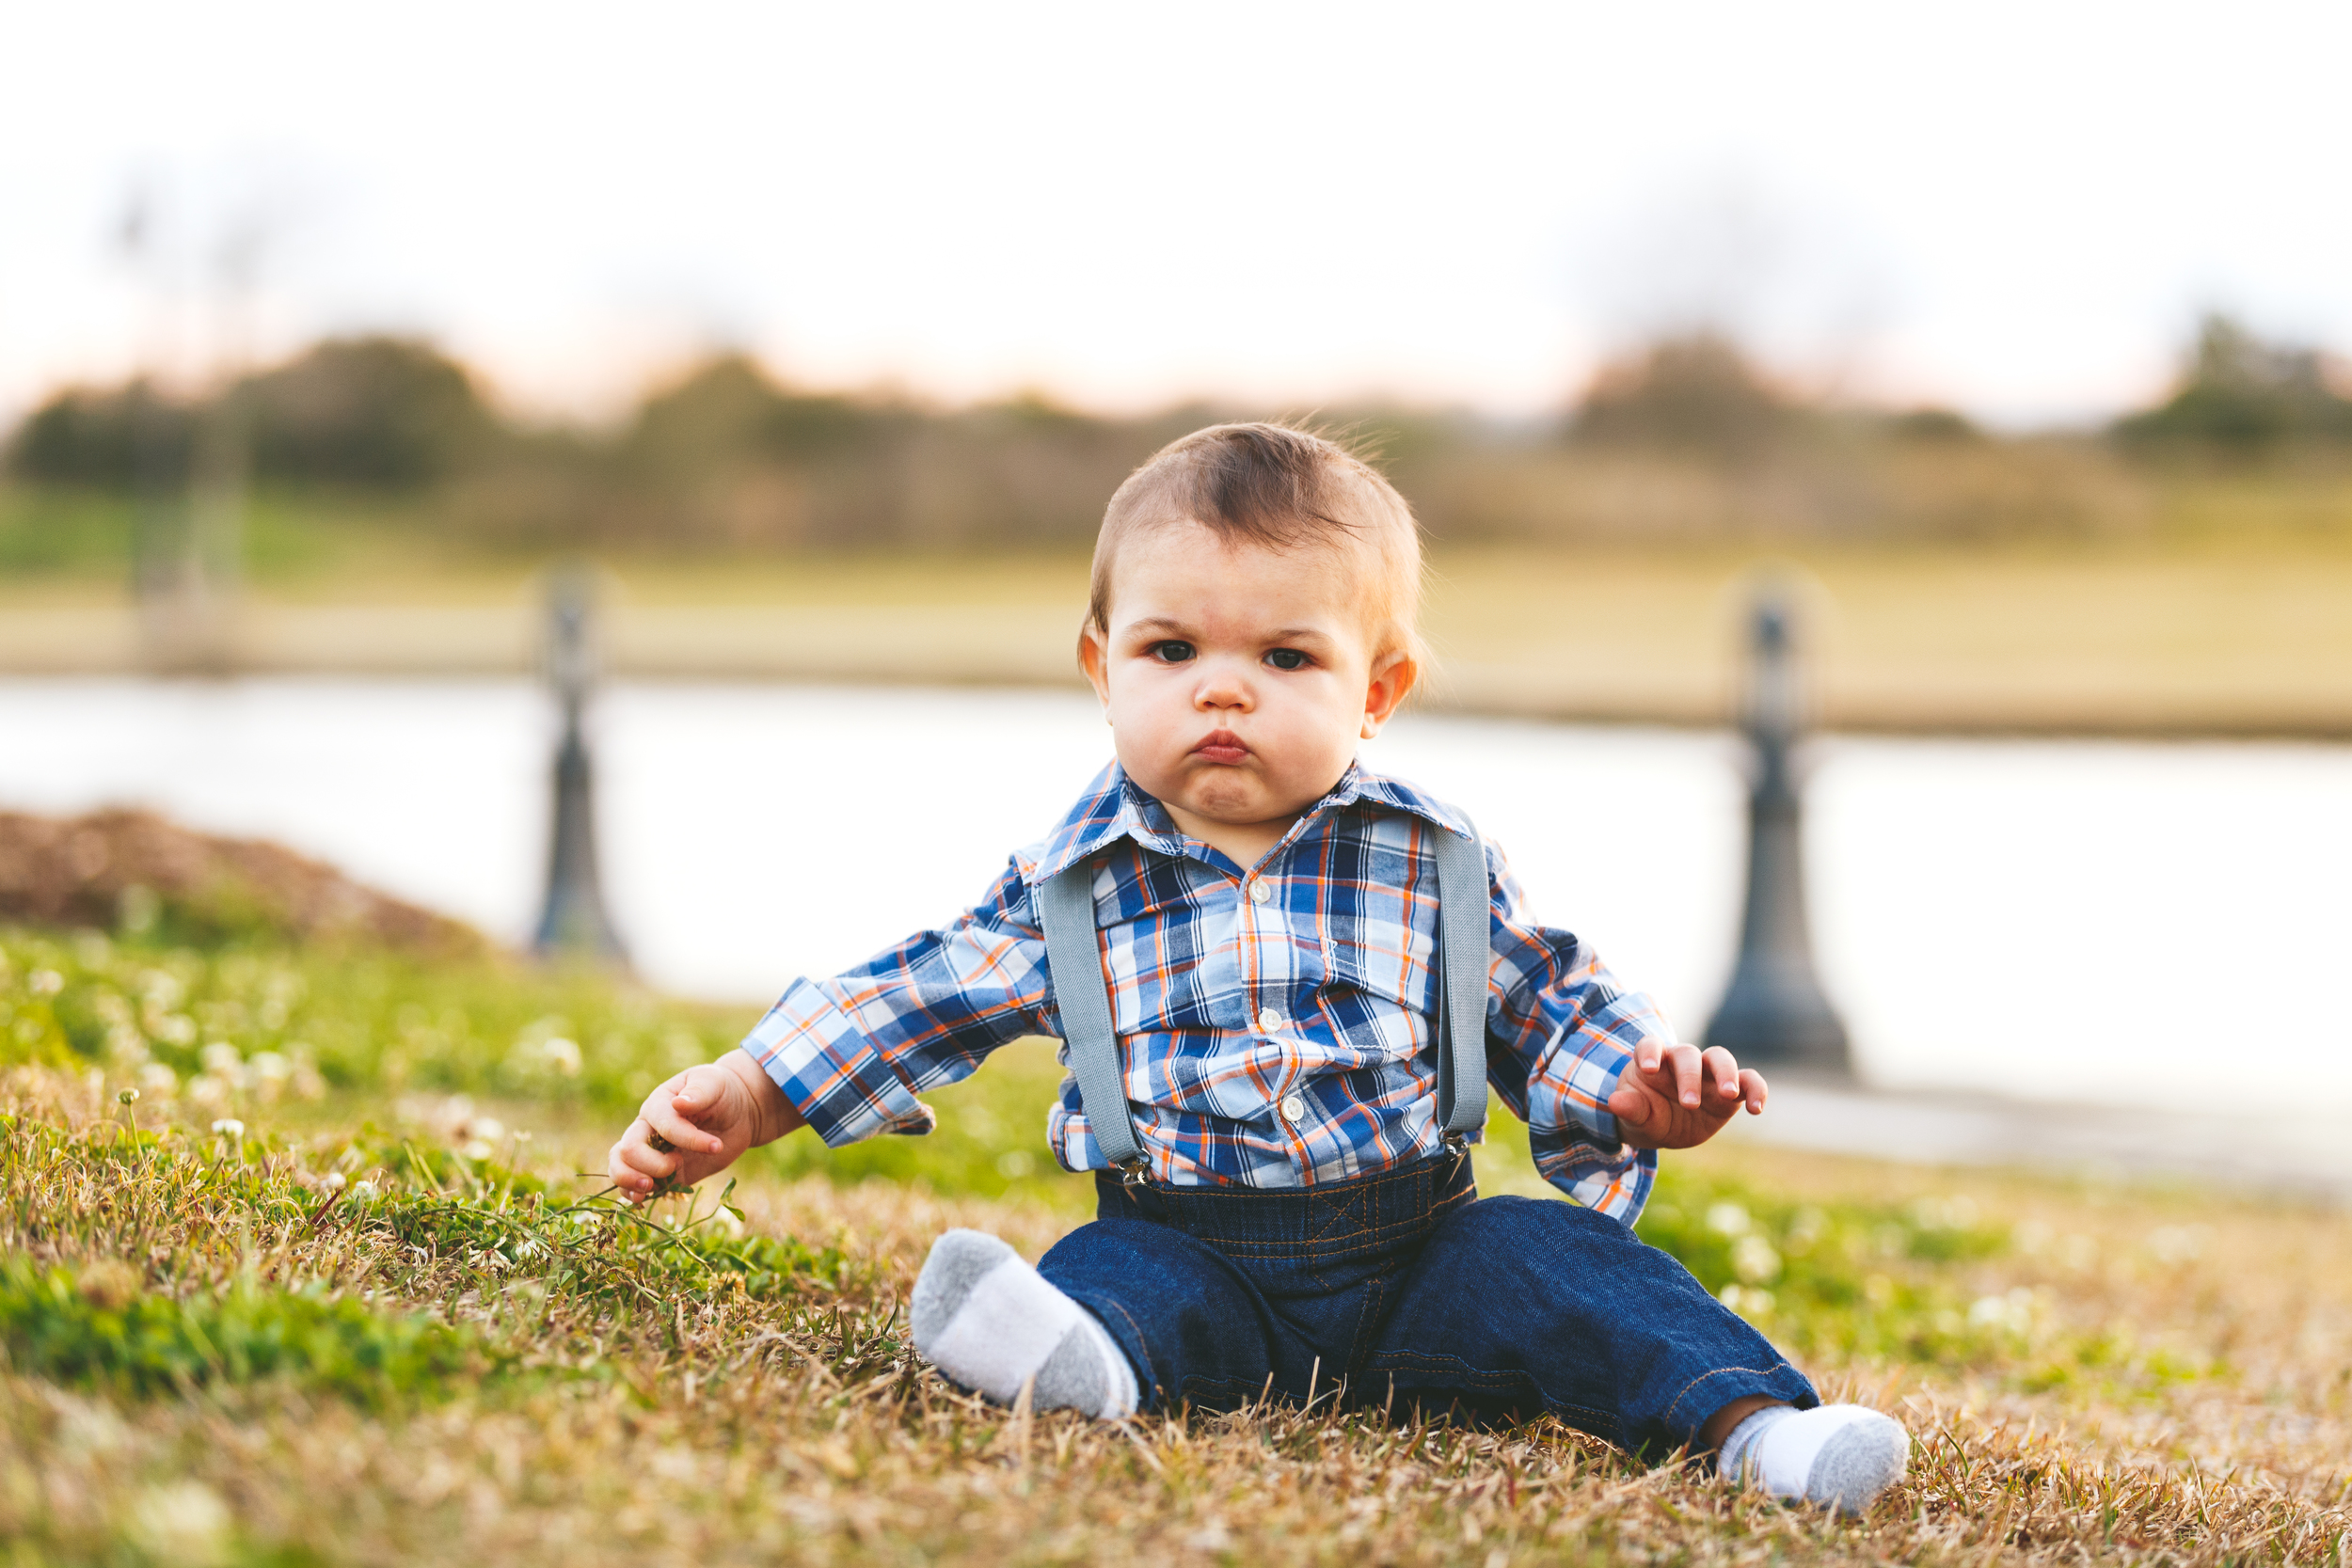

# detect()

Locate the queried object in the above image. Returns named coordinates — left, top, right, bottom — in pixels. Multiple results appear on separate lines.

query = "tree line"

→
left=7, top=314, right=2347, bottom=554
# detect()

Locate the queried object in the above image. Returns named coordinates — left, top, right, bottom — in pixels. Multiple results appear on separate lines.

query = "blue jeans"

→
left=1039, top=1151, right=1817, bottom=1455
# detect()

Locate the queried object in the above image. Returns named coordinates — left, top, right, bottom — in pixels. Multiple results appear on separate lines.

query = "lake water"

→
left=2, top=676, right=2346, bottom=1118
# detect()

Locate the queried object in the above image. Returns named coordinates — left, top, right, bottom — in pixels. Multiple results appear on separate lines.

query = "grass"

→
left=5, top=467, right=2352, bottom=733
left=4, top=927, right=2352, bottom=1564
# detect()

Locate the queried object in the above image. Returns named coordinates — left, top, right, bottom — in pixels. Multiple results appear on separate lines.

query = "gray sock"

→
left=1721, top=1402, right=1908, bottom=1516
left=1807, top=1414, right=1912, bottom=1514
left=910, top=1228, right=1137, bottom=1418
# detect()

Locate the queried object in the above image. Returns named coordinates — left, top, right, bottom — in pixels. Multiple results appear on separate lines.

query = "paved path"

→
left=1725, top=1073, right=2352, bottom=1201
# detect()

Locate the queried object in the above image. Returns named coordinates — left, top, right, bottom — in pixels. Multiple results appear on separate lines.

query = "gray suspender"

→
left=1036, top=865, right=1148, bottom=1170
left=1038, top=820, right=1490, bottom=1179
left=1431, top=821, right=1492, bottom=1143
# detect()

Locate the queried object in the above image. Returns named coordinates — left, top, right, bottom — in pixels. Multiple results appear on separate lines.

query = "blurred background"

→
left=3, top=1, right=2348, bottom=1124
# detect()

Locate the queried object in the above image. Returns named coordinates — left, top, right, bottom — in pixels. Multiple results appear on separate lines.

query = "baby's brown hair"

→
left=1088, top=423, right=1424, bottom=662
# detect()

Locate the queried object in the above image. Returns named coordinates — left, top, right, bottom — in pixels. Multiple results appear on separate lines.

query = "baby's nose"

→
left=1194, top=671, right=1252, bottom=707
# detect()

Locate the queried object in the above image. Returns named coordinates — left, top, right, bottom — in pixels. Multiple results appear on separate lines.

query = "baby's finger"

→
left=1703, top=1046, right=1742, bottom=1100
left=1607, top=1082, right=1657, bottom=1135
left=607, top=1139, right=657, bottom=1200
left=614, top=1124, right=679, bottom=1180
left=670, top=1062, right=729, bottom=1114
left=1666, top=1042, right=1703, bottom=1107
left=643, top=1093, right=725, bottom=1159
left=1739, top=1069, right=1770, bottom=1116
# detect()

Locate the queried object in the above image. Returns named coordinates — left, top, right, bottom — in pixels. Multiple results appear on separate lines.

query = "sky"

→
left=4, top=0, right=2349, bottom=431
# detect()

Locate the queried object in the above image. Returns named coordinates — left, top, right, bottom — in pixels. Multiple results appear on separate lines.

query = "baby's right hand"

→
left=606, top=1053, right=801, bottom=1202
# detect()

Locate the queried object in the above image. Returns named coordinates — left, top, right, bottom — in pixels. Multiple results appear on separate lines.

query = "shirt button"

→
left=1248, top=878, right=1272, bottom=905
left=1258, top=1007, right=1284, bottom=1032
left=1279, top=1094, right=1307, bottom=1122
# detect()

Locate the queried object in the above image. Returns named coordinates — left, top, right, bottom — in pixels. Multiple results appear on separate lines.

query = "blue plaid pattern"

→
left=740, top=761, right=1670, bottom=1221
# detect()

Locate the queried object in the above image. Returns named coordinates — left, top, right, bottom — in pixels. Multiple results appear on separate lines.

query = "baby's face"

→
left=1079, top=520, right=1414, bottom=865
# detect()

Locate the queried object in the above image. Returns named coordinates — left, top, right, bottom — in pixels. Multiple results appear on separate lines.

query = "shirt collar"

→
left=1018, top=758, right=1475, bottom=885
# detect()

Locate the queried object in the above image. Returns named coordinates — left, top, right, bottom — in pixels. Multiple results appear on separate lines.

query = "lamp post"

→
left=532, top=565, right=628, bottom=967
left=1702, top=589, right=1850, bottom=1073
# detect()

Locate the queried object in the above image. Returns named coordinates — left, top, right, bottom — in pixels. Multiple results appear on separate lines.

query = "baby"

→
left=608, top=424, right=1908, bottom=1513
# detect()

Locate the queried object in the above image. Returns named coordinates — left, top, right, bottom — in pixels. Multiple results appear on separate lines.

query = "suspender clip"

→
left=1119, top=1158, right=1151, bottom=1189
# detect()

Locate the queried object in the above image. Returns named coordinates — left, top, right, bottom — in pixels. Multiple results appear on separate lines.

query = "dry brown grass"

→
left=0, top=809, right=489, bottom=958
left=4, top=1064, right=2351, bottom=1567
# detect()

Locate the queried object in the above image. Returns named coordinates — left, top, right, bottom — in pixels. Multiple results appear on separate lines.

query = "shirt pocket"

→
left=1319, top=916, right=1438, bottom=1061
left=1097, top=871, right=1246, bottom=1036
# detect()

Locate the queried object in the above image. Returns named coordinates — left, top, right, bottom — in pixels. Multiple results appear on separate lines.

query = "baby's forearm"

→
left=722, top=1049, right=807, bottom=1147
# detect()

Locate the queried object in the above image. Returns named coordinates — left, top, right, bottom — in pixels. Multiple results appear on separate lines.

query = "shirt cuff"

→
left=1526, top=1022, right=1635, bottom=1151
left=1533, top=1137, right=1657, bottom=1224
left=738, top=978, right=937, bottom=1147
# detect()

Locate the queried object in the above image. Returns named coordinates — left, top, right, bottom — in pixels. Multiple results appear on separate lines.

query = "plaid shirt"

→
left=741, top=761, right=1669, bottom=1221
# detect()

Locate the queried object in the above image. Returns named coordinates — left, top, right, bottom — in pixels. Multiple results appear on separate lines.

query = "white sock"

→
left=1720, top=1402, right=1909, bottom=1515
left=909, top=1229, right=1137, bottom=1419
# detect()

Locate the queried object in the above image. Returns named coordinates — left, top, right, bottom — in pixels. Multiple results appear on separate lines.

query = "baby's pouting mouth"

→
left=1191, top=729, right=1249, bottom=765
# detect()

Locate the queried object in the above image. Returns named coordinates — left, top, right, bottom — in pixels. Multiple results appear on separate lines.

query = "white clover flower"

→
left=541, top=1037, right=581, bottom=1075
left=129, top=1481, right=230, bottom=1561
left=324, top=1172, right=347, bottom=1192
left=1705, top=1202, right=1751, bottom=1237
left=348, top=1180, right=378, bottom=1202
left=1731, top=1234, right=1783, bottom=1285
left=210, top=1118, right=245, bottom=1139
left=1967, top=1288, right=2036, bottom=1335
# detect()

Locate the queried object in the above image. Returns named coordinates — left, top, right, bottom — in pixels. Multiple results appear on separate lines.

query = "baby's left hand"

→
left=1606, top=1042, right=1766, bottom=1149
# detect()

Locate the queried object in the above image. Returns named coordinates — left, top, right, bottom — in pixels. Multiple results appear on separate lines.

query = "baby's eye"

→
left=1149, top=641, right=1196, bottom=664
left=1264, top=648, right=1309, bottom=671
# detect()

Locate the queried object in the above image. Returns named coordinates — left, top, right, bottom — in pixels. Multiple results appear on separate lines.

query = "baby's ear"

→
left=1361, top=649, right=1420, bottom=736
left=1076, top=623, right=1113, bottom=705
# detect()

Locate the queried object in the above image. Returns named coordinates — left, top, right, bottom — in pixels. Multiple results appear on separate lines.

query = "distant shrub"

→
left=5, top=381, right=193, bottom=489
left=240, top=336, right=501, bottom=488
left=4, top=337, right=497, bottom=492
left=1570, top=333, right=1801, bottom=460
left=2117, top=313, right=2352, bottom=454
left=1887, top=407, right=1985, bottom=444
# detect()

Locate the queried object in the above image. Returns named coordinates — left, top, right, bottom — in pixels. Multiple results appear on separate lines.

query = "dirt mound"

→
left=0, top=807, right=491, bottom=956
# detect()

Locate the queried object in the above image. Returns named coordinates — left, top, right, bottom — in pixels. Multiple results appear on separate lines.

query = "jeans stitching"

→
left=1079, top=1294, right=1158, bottom=1407
left=1661, top=1362, right=1806, bottom=1432
left=1343, top=1270, right=1391, bottom=1375
left=1181, top=1373, right=1281, bottom=1405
